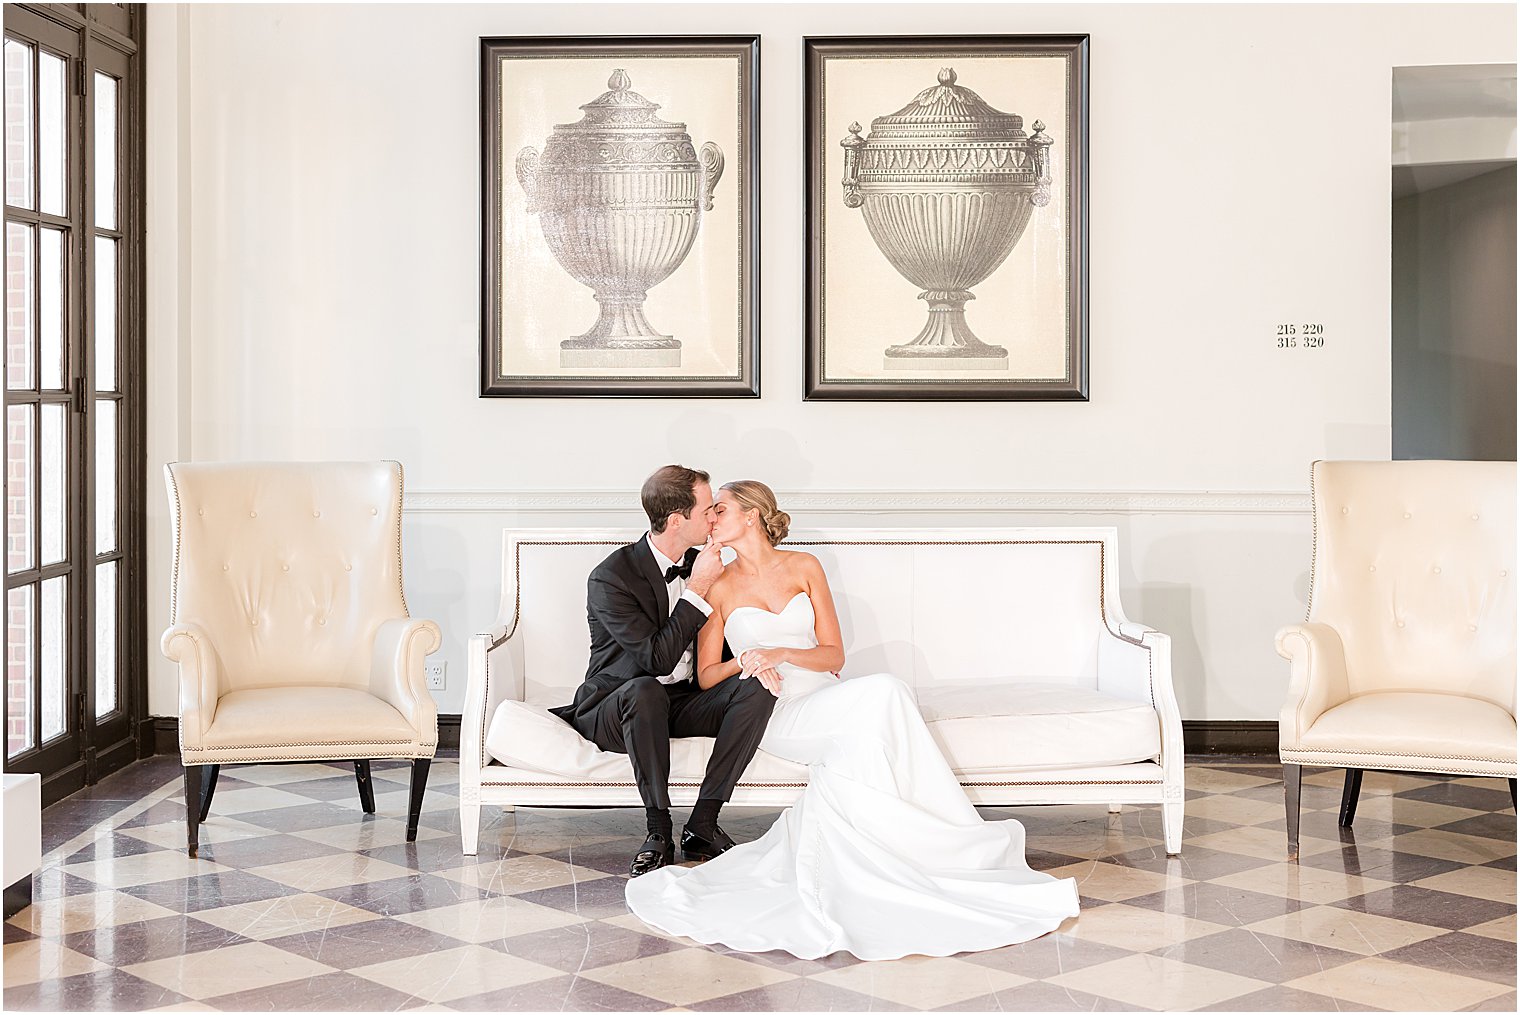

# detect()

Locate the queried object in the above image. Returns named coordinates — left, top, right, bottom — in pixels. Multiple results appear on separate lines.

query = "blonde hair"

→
left=722, top=480, right=790, bottom=545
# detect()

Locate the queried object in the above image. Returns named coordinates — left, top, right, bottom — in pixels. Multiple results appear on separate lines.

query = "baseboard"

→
left=151, top=716, right=1271, bottom=757
left=437, top=714, right=461, bottom=750
left=1182, top=720, right=1278, bottom=757
left=148, top=714, right=464, bottom=754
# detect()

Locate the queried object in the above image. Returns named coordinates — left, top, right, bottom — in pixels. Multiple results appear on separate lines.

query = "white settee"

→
left=462, top=527, right=1185, bottom=855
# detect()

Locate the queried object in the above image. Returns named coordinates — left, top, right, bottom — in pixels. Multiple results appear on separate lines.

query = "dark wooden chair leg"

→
left=354, top=760, right=376, bottom=814
left=1283, top=763, right=1302, bottom=861
left=406, top=758, right=431, bottom=842
left=1509, top=778, right=1516, bottom=811
left=184, top=764, right=204, bottom=858
left=198, top=764, right=221, bottom=822
left=1339, top=768, right=1364, bottom=827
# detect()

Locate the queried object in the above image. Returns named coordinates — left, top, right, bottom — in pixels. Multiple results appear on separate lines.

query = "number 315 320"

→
left=1277, top=324, right=1325, bottom=349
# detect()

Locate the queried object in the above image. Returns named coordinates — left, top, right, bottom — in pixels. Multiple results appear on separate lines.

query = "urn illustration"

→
left=517, top=70, right=724, bottom=369
left=841, top=68, right=1052, bottom=370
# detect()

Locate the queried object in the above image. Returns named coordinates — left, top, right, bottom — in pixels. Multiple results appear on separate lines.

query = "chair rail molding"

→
left=403, top=489, right=1311, bottom=517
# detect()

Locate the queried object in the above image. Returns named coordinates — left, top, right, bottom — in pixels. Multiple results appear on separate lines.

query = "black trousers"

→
left=570, top=675, right=777, bottom=810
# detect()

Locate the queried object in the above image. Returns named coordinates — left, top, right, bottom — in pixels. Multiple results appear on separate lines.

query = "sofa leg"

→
left=1108, top=802, right=1122, bottom=814
left=461, top=803, right=481, bottom=856
left=1283, top=763, right=1302, bottom=861
left=1338, top=768, right=1364, bottom=828
left=406, top=759, right=431, bottom=842
left=183, top=765, right=203, bottom=859
left=1509, top=778, right=1516, bottom=811
left=354, top=760, right=376, bottom=815
left=197, top=764, right=220, bottom=823
left=1162, top=800, right=1182, bottom=856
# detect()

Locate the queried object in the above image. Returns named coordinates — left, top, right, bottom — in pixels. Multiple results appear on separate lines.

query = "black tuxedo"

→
left=550, top=537, right=776, bottom=810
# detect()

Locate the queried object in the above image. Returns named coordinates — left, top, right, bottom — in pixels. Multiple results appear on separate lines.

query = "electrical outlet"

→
left=425, top=663, right=446, bottom=691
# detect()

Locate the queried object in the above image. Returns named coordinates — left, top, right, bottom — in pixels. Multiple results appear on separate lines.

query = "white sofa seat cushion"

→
left=485, top=699, right=809, bottom=783
left=919, top=683, right=1162, bottom=773
left=1296, top=691, right=1517, bottom=766
left=204, top=687, right=418, bottom=750
left=486, top=680, right=1160, bottom=781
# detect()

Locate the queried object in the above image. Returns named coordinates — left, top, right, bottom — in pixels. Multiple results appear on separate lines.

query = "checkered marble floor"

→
left=4, top=757, right=1514, bottom=1012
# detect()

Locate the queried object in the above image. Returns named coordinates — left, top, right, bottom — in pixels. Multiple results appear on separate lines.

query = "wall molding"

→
left=404, top=489, right=1311, bottom=517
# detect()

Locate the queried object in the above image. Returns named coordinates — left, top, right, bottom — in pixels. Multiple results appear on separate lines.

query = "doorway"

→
left=1391, top=64, right=1518, bottom=461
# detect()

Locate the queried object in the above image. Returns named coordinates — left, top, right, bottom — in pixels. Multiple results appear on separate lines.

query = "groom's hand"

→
left=685, top=538, right=725, bottom=598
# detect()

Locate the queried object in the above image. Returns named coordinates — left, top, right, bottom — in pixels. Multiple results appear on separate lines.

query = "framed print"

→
left=804, top=36, right=1089, bottom=401
left=481, top=36, right=759, bottom=397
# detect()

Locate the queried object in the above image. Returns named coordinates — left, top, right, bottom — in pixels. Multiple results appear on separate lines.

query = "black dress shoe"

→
left=680, top=824, right=736, bottom=861
left=629, top=832, right=674, bottom=877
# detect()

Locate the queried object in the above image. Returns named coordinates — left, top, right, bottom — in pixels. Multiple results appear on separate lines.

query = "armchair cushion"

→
left=1288, top=691, right=1517, bottom=776
left=196, top=687, right=423, bottom=762
left=196, top=680, right=425, bottom=759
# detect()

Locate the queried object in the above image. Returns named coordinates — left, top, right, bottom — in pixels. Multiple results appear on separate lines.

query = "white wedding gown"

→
left=624, top=592, right=1080, bottom=960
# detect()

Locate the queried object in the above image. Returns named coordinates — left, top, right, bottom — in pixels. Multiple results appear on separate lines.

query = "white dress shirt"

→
left=647, top=535, right=713, bottom=684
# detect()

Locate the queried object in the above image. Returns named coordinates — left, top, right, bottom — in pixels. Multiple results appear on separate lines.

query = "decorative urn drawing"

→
left=517, top=69, right=725, bottom=368
left=841, top=68, right=1052, bottom=370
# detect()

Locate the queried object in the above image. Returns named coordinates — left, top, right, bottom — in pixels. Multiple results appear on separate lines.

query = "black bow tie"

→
left=663, top=548, right=700, bottom=583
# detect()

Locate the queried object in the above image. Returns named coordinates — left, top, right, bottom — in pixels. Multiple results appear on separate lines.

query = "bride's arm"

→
left=696, top=606, right=744, bottom=690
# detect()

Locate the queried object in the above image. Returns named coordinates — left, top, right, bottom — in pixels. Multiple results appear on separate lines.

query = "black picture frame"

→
left=481, top=35, right=760, bottom=398
left=804, top=35, right=1089, bottom=401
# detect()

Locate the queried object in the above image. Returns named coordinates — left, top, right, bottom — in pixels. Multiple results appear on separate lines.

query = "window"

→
left=4, top=3, right=143, bottom=803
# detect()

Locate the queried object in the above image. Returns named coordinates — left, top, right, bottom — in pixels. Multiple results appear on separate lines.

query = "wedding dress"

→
left=624, top=592, right=1080, bottom=960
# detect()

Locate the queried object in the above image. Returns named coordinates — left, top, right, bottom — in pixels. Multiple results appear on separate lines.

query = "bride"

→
left=624, top=480, right=1080, bottom=960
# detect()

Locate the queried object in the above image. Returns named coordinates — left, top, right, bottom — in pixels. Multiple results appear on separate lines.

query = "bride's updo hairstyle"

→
left=722, top=480, right=790, bottom=545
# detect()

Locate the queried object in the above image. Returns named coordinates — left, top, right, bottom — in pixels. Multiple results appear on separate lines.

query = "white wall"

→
left=145, top=3, right=1517, bottom=720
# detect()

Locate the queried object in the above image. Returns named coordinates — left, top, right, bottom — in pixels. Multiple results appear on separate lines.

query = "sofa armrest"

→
left=1275, top=623, right=1351, bottom=749
left=1100, top=626, right=1183, bottom=775
left=464, top=626, right=527, bottom=778
left=161, top=622, right=225, bottom=751
left=1097, top=624, right=1159, bottom=706
left=369, top=618, right=442, bottom=743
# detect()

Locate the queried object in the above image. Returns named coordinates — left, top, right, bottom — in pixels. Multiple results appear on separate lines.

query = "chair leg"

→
left=1339, top=768, right=1364, bottom=828
left=1283, top=763, right=1302, bottom=861
left=197, top=764, right=220, bottom=823
left=406, top=759, right=431, bottom=842
left=184, top=765, right=204, bottom=859
left=460, top=802, right=481, bottom=856
left=354, top=760, right=376, bottom=814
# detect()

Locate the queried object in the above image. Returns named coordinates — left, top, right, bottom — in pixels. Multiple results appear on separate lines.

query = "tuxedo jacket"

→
left=549, top=538, right=709, bottom=726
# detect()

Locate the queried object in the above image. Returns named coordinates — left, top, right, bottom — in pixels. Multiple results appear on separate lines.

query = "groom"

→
left=550, top=465, right=778, bottom=877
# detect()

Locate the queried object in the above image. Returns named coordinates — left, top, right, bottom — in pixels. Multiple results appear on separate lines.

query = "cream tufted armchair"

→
left=162, top=461, right=441, bottom=857
left=1277, top=460, right=1516, bottom=859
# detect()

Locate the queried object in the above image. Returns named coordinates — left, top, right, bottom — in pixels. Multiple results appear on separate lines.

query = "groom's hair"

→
left=643, top=465, right=711, bottom=534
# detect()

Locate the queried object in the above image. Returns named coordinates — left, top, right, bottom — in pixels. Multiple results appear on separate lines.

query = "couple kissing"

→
left=550, top=465, right=1080, bottom=961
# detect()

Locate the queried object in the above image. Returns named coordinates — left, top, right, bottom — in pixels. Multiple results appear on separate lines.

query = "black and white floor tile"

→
left=4, top=758, right=1515, bottom=1012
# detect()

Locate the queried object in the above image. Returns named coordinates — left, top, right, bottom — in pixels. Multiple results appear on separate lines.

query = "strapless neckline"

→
left=728, top=591, right=809, bottom=619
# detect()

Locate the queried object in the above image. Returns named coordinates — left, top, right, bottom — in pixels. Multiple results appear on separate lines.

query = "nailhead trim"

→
left=478, top=776, right=1163, bottom=789
left=184, top=749, right=437, bottom=764
left=1281, top=748, right=1514, bottom=767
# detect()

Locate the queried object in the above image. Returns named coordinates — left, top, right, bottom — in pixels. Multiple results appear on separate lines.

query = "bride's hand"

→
left=753, top=665, right=783, bottom=696
left=739, top=649, right=785, bottom=696
left=740, top=648, right=787, bottom=674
